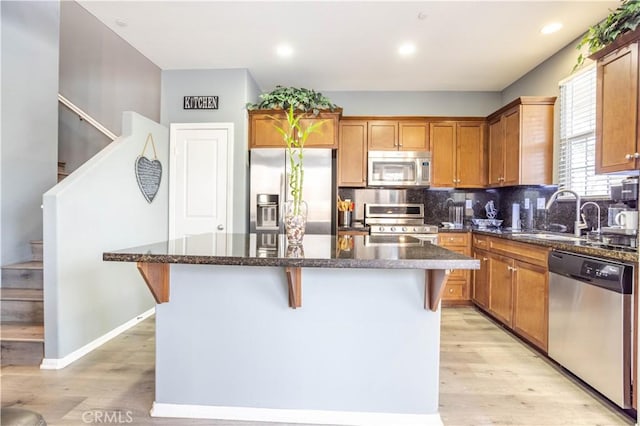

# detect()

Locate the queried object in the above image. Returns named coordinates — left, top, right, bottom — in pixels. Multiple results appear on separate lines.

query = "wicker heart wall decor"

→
left=135, top=133, right=162, bottom=203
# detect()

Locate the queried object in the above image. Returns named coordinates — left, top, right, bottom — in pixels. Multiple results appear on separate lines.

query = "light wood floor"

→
left=1, top=307, right=634, bottom=425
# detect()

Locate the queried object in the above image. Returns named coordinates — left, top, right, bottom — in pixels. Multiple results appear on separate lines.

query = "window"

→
left=558, top=65, right=624, bottom=197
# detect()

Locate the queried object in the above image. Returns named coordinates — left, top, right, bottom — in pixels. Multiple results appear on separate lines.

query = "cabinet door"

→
left=456, top=122, right=486, bottom=188
left=596, top=43, right=639, bottom=173
left=488, top=252, right=513, bottom=327
left=250, top=113, right=288, bottom=148
left=487, top=118, right=504, bottom=186
left=368, top=121, right=398, bottom=150
left=399, top=121, right=428, bottom=150
left=300, top=113, right=339, bottom=148
left=503, top=108, right=521, bottom=185
left=338, top=121, right=368, bottom=187
left=512, top=260, right=548, bottom=352
left=472, top=249, right=490, bottom=309
left=430, top=122, right=456, bottom=187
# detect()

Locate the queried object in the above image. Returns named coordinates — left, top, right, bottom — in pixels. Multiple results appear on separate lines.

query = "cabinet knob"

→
left=482, top=257, right=488, bottom=262
left=448, top=288, right=454, bottom=293
left=626, top=154, right=633, bottom=160
left=635, top=153, right=640, bottom=159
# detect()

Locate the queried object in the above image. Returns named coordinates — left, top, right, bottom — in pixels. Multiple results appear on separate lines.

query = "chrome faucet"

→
left=580, top=201, right=601, bottom=234
left=545, top=189, right=586, bottom=237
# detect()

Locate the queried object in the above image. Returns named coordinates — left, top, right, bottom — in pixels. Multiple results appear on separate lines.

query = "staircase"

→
left=1, top=241, right=44, bottom=365
left=58, top=161, right=69, bottom=182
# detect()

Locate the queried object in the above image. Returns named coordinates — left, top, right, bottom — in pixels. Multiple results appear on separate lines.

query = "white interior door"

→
left=169, top=123, right=233, bottom=247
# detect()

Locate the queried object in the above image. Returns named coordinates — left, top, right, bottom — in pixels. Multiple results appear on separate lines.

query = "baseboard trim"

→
left=150, top=402, right=443, bottom=426
left=40, top=307, right=155, bottom=370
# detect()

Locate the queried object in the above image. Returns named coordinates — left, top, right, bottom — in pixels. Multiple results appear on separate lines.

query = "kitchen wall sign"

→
left=183, top=96, right=219, bottom=110
left=135, top=133, right=162, bottom=203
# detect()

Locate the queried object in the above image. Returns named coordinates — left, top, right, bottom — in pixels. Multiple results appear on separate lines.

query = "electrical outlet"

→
left=465, top=199, right=472, bottom=209
left=524, top=199, right=530, bottom=209
left=537, top=198, right=546, bottom=209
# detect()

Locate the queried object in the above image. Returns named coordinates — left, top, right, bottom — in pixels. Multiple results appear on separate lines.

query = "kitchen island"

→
left=104, top=233, right=478, bottom=425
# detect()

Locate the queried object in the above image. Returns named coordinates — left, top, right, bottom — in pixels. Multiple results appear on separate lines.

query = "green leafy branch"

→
left=273, top=105, right=326, bottom=215
left=247, top=85, right=338, bottom=115
left=574, top=0, right=640, bottom=71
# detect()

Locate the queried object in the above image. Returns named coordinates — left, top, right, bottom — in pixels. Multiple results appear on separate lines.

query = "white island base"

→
left=150, top=264, right=445, bottom=426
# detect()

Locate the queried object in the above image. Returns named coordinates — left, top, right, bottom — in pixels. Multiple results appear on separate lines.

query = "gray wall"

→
left=323, top=91, right=502, bottom=117
left=161, top=68, right=258, bottom=234
left=1, top=1, right=59, bottom=267
left=157, top=264, right=440, bottom=417
left=501, top=36, right=591, bottom=182
left=59, top=1, right=161, bottom=172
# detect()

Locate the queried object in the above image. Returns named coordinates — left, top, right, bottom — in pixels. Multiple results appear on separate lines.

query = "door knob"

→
left=217, top=224, right=224, bottom=231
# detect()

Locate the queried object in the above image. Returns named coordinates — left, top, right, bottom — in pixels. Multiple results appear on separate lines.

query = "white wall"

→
left=42, top=112, right=168, bottom=363
left=161, top=68, right=257, bottom=234
left=1, top=1, right=59, bottom=267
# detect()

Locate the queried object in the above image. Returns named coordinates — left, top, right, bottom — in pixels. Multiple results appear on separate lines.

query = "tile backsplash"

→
left=338, top=185, right=622, bottom=233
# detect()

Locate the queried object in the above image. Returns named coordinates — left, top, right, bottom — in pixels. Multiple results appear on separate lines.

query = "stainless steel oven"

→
left=367, top=151, right=431, bottom=187
left=365, top=203, right=438, bottom=244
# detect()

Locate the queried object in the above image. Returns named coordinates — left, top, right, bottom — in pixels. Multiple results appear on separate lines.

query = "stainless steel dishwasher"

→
left=548, top=250, right=634, bottom=409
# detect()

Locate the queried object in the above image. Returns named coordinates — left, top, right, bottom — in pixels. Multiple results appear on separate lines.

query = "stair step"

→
left=57, top=171, right=69, bottom=182
left=30, top=240, right=43, bottom=261
left=1, top=323, right=44, bottom=366
left=58, top=161, right=66, bottom=172
left=0, top=289, right=44, bottom=323
left=0, top=299, right=43, bottom=323
left=0, top=288, right=43, bottom=301
left=1, top=261, right=43, bottom=289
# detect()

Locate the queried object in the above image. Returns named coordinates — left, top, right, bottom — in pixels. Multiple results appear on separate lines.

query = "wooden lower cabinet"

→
left=472, top=249, right=489, bottom=309
left=512, top=260, right=548, bottom=351
left=473, top=234, right=550, bottom=352
left=439, top=233, right=471, bottom=304
left=488, top=252, right=514, bottom=327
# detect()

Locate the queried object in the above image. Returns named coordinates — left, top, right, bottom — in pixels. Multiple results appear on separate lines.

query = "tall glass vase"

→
left=284, top=200, right=308, bottom=245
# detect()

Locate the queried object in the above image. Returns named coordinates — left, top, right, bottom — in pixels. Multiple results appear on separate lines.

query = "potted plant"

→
left=574, top=0, right=640, bottom=70
left=247, top=85, right=338, bottom=115
left=273, top=104, right=326, bottom=245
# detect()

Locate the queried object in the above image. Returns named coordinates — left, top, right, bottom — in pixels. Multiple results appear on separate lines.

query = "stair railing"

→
left=58, top=94, right=117, bottom=141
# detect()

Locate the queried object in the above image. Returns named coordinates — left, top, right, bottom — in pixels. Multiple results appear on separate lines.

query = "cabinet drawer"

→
left=442, top=281, right=465, bottom=300
left=472, top=234, right=489, bottom=250
left=488, top=238, right=549, bottom=267
left=439, top=233, right=469, bottom=247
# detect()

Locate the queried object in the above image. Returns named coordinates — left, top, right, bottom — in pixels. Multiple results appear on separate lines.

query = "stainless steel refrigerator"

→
left=249, top=148, right=335, bottom=236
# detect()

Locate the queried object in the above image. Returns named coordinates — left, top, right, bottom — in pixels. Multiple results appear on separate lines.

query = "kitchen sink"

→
left=510, top=233, right=586, bottom=243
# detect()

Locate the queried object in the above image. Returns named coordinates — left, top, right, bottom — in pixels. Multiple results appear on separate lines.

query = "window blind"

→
left=558, top=65, right=624, bottom=197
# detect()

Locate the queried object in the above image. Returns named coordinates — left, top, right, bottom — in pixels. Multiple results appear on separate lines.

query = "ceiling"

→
left=77, top=1, right=620, bottom=92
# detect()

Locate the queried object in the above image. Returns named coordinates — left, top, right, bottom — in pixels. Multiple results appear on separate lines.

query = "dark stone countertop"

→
left=103, top=233, right=479, bottom=270
left=472, top=229, right=638, bottom=263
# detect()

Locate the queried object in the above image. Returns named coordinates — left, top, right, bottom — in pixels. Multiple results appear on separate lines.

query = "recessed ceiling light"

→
left=398, top=43, right=416, bottom=56
left=541, top=22, right=562, bottom=35
left=115, top=18, right=128, bottom=28
left=276, top=44, right=294, bottom=58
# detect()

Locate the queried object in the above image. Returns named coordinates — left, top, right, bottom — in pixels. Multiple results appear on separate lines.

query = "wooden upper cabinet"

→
left=399, top=121, right=429, bottom=150
left=431, top=122, right=456, bottom=187
left=456, top=122, right=486, bottom=188
left=249, top=110, right=341, bottom=149
left=338, top=120, right=368, bottom=187
left=367, top=120, right=428, bottom=151
left=431, top=120, right=485, bottom=188
left=486, top=97, right=555, bottom=187
left=368, top=121, right=398, bottom=150
left=594, top=40, right=639, bottom=173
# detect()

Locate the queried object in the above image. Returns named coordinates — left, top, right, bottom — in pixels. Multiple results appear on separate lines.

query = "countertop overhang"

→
left=103, top=233, right=479, bottom=270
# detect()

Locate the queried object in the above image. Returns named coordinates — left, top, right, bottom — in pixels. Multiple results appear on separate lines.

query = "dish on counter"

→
left=471, top=218, right=503, bottom=228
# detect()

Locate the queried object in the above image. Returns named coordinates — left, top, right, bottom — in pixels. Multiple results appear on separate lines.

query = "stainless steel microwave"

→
left=367, top=151, right=431, bottom=187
